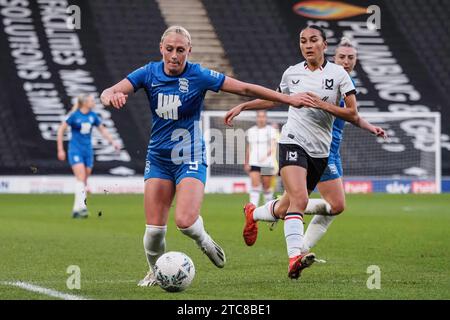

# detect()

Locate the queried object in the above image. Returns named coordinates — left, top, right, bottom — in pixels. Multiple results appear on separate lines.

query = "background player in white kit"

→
left=245, top=111, right=278, bottom=206
left=225, top=25, right=359, bottom=279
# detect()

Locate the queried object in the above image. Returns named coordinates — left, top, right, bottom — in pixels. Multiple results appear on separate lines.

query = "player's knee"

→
left=331, top=200, right=345, bottom=215
left=288, top=195, right=309, bottom=214
left=175, top=213, right=197, bottom=229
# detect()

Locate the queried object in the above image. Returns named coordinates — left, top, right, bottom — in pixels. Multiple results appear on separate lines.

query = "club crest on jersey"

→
left=287, top=151, right=298, bottom=161
left=179, top=78, right=189, bottom=93
left=323, top=79, right=334, bottom=90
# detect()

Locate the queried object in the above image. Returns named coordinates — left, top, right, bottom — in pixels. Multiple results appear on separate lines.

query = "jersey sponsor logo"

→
left=156, top=93, right=182, bottom=120
left=178, top=78, right=189, bottom=93
left=151, top=83, right=164, bottom=88
left=324, top=78, right=334, bottom=90
left=80, top=122, right=91, bottom=134
left=292, top=79, right=300, bottom=85
left=322, top=96, right=329, bottom=102
left=287, top=151, right=298, bottom=161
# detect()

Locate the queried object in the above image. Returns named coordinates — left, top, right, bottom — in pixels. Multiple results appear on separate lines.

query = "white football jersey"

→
left=278, top=60, right=356, bottom=157
left=247, top=125, right=278, bottom=167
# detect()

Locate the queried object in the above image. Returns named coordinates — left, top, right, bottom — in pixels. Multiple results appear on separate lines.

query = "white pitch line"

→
left=1, top=281, right=91, bottom=300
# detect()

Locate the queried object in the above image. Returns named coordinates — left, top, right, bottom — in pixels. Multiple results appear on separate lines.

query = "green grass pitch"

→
left=0, top=193, right=449, bottom=300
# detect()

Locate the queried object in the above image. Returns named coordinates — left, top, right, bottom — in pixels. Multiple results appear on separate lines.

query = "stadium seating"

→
left=203, top=0, right=298, bottom=91
left=0, top=0, right=448, bottom=176
left=384, top=0, right=450, bottom=100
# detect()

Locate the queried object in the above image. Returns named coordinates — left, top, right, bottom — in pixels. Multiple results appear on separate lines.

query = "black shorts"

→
left=250, top=166, right=274, bottom=176
left=278, top=143, right=328, bottom=191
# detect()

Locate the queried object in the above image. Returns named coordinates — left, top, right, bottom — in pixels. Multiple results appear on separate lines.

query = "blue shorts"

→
left=68, top=146, right=94, bottom=168
left=320, top=153, right=343, bottom=182
left=144, top=157, right=207, bottom=185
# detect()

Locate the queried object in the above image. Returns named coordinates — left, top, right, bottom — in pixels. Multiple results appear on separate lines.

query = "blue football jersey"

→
left=329, top=77, right=356, bottom=157
left=127, top=61, right=225, bottom=164
left=66, top=110, right=101, bottom=149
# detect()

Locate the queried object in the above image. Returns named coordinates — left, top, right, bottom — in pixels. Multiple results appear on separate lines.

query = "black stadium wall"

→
left=0, top=0, right=448, bottom=176
left=0, top=0, right=165, bottom=176
left=273, top=0, right=450, bottom=176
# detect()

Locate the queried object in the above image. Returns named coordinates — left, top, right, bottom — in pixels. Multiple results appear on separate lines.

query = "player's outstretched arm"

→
left=353, top=117, right=387, bottom=139
left=306, top=92, right=359, bottom=123
left=221, top=76, right=314, bottom=108
left=101, top=79, right=134, bottom=109
left=56, top=121, right=68, bottom=161
left=224, top=99, right=279, bottom=127
left=97, top=124, right=122, bottom=151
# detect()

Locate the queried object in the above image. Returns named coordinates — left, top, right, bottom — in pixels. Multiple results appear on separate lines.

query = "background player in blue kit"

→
left=100, top=25, right=314, bottom=286
left=57, top=94, right=120, bottom=218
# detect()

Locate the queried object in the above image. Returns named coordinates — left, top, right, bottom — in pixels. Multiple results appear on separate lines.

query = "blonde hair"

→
left=70, top=94, right=91, bottom=113
left=160, top=25, right=192, bottom=46
left=336, top=37, right=357, bottom=50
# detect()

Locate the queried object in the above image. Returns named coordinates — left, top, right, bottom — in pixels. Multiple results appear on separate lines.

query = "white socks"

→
left=249, top=186, right=262, bottom=206
left=73, top=180, right=86, bottom=212
left=179, top=216, right=208, bottom=247
left=304, top=198, right=332, bottom=215
left=143, top=225, right=167, bottom=271
left=284, top=212, right=304, bottom=258
left=253, top=199, right=278, bottom=222
left=303, top=215, right=335, bottom=253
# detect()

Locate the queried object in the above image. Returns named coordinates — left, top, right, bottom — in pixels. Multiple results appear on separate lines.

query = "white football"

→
left=154, top=251, right=195, bottom=292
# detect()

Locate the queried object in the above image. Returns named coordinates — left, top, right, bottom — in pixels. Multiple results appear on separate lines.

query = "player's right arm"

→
left=100, top=79, right=134, bottom=109
left=225, top=99, right=279, bottom=127
left=56, top=121, right=68, bottom=161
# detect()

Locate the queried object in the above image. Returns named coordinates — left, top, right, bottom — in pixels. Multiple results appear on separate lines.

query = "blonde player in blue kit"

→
left=57, top=94, right=120, bottom=218
left=100, top=26, right=315, bottom=286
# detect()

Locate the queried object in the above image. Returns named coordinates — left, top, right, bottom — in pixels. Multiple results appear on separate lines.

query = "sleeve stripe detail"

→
left=344, top=89, right=357, bottom=97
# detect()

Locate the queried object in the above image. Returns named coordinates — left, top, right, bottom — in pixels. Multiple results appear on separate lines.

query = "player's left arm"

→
left=97, top=124, right=121, bottom=151
left=353, top=117, right=387, bottom=138
left=267, top=128, right=277, bottom=158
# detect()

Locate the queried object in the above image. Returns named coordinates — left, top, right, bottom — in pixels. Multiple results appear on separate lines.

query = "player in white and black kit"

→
left=225, top=25, right=359, bottom=279
left=245, top=111, right=278, bottom=206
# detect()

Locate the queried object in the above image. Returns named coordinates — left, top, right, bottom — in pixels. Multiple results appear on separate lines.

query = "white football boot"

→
left=199, top=234, right=226, bottom=268
left=137, top=270, right=158, bottom=287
